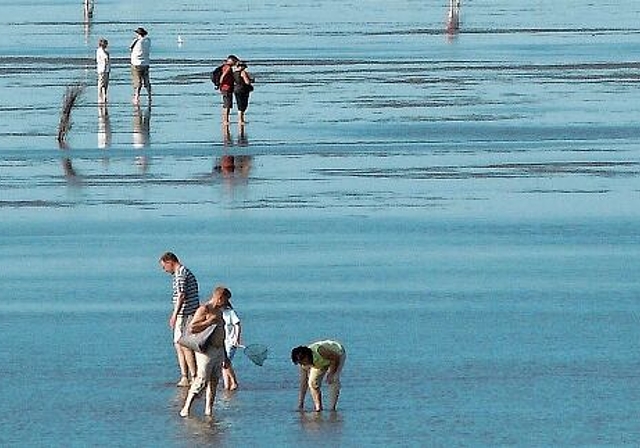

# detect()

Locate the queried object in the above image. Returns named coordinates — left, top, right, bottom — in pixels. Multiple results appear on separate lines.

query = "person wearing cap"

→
left=291, top=340, right=346, bottom=412
left=130, top=27, right=151, bottom=105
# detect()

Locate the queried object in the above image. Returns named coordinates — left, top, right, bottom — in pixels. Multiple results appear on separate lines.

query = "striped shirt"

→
left=172, top=265, right=199, bottom=316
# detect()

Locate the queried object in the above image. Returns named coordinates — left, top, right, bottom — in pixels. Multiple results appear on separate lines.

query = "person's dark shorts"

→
left=235, top=91, right=250, bottom=112
left=221, top=90, right=233, bottom=109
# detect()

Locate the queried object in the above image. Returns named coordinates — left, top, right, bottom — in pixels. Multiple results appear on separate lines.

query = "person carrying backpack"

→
left=215, top=55, right=238, bottom=125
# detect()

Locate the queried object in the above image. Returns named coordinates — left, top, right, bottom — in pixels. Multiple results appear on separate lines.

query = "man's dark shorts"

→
left=221, top=90, right=233, bottom=109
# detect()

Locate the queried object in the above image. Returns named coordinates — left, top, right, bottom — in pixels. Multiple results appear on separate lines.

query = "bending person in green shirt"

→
left=291, top=340, right=346, bottom=412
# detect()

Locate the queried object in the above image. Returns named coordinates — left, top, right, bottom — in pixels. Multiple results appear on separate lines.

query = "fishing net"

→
left=242, top=344, right=269, bottom=366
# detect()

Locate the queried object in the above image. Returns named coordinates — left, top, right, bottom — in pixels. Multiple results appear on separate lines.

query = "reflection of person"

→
left=291, top=340, right=347, bottom=412
left=98, top=104, right=111, bottom=148
left=130, top=27, right=151, bottom=105
left=83, top=0, right=93, bottom=42
left=235, top=155, right=252, bottom=177
left=83, top=0, right=94, bottom=18
left=219, top=55, right=238, bottom=124
left=219, top=289, right=241, bottom=390
left=232, top=61, right=254, bottom=125
left=96, top=38, right=110, bottom=104
left=159, top=252, right=200, bottom=388
left=180, top=286, right=229, bottom=417
left=446, top=0, right=461, bottom=36
left=132, top=105, right=150, bottom=148
left=215, top=154, right=235, bottom=176
left=213, top=154, right=252, bottom=178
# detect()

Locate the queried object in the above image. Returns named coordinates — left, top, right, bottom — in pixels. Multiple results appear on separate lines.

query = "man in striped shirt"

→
left=160, top=252, right=200, bottom=387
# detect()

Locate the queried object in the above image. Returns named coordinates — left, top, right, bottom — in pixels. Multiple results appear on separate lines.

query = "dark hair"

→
left=226, top=54, right=239, bottom=64
left=159, top=252, right=179, bottom=263
left=291, top=346, right=312, bottom=364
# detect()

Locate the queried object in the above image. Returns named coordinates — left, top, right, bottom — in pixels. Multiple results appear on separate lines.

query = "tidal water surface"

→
left=2, top=0, right=640, bottom=446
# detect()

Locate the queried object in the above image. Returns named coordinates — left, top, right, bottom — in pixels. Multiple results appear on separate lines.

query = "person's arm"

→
left=170, top=268, right=187, bottom=329
left=234, top=321, right=242, bottom=346
left=221, top=66, right=233, bottom=84
left=241, top=70, right=253, bottom=85
left=191, top=306, right=219, bottom=333
left=318, top=345, right=342, bottom=383
left=169, top=291, right=185, bottom=329
left=297, top=367, right=309, bottom=410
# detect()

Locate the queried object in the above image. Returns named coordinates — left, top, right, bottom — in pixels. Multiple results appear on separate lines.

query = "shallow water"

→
left=2, top=0, right=640, bottom=446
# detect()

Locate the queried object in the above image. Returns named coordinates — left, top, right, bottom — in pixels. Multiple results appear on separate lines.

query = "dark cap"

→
left=134, top=27, right=148, bottom=36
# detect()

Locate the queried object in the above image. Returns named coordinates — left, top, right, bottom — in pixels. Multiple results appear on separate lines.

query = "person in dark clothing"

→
left=232, top=60, right=254, bottom=125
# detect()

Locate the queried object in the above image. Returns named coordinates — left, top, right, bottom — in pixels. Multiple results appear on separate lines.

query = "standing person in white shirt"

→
left=130, top=27, right=151, bottom=105
left=96, top=38, right=110, bottom=104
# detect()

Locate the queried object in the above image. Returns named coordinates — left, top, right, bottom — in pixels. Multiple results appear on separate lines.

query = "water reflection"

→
left=215, top=123, right=252, bottom=193
left=446, top=0, right=461, bottom=41
left=133, top=105, right=151, bottom=148
left=98, top=104, right=111, bottom=149
left=60, top=157, right=81, bottom=185
left=57, top=139, right=81, bottom=186
left=83, top=0, right=94, bottom=44
left=172, top=388, right=227, bottom=446
left=213, top=154, right=253, bottom=179
left=298, top=411, right=343, bottom=441
left=133, top=105, right=150, bottom=172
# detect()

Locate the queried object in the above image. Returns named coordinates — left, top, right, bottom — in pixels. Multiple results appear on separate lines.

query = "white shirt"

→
left=96, top=47, right=110, bottom=74
left=222, top=308, right=240, bottom=348
left=130, top=36, right=151, bottom=66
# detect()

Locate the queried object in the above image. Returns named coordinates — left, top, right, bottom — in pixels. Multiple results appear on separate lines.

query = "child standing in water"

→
left=220, top=288, right=242, bottom=390
left=96, top=38, right=110, bottom=104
